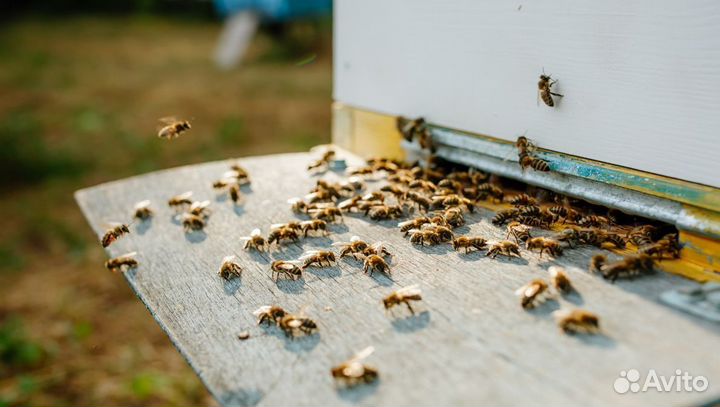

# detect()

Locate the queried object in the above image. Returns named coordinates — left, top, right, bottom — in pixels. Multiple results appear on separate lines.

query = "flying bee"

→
left=399, top=217, right=431, bottom=236
left=526, top=237, right=563, bottom=258
left=409, top=229, right=440, bottom=246
left=538, top=72, right=563, bottom=107
left=363, top=254, right=391, bottom=276
left=105, top=252, right=138, bottom=273
left=508, top=193, right=537, bottom=207
left=240, top=228, right=267, bottom=251
left=487, top=240, right=522, bottom=259
left=332, top=236, right=369, bottom=259
left=310, top=207, right=343, bottom=223
left=600, top=254, right=655, bottom=282
left=505, top=221, right=531, bottom=244
left=271, top=260, right=303, bottom=281
left=589, top=254, right=606, bottom=273
left=300, top=219, right=328, bottom=237
left=548, top=266, right=572, bottom=293
left=520, top=155, right=550, bottom=172
left=267, top=227, right=300, bottom=246
left=218, top=255, right=242, bottom=280
left=515, top=279, right=551, bottom=309
left=157, top=117, right=191, bottom=139
left=133, top=200, right=153, bottom=220
left=367, top=204, right=403, bottom=221
left=383, top=284, right=422, bottom=315
left=189, top=200, right=211, bottom=219
left=101, top=223, right=130, bottom=247
left=299, top=250, right=337, bottom=269
left=492, top=209, right=519, bottom=226
left=168, top=191, right=193, bottom=210
left=452, top=236, right=487, bottom=253
left=553, top=309, right=600, bottom=335
left=182, top=213, right=205, bottom=232
left=405, top=191, right=431, bottom=213
left=279, top=311, right=318, bottom=337
left=442, top=207, right=465, bottom=228
left=253, top=305, right=286, bottom=325
left=331, top=346, right=379, bottom=387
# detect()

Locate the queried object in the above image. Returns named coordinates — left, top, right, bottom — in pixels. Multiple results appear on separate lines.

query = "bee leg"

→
left=405, top=302, right=415, bottom=315
left=550, top=92, right=564, bottom=97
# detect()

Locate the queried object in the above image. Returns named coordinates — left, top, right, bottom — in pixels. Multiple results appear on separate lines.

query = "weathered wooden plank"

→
left=75, top=151, right=720, bottom=406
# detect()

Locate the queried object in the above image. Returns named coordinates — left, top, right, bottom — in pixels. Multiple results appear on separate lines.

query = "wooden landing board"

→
left=75, top=152, right=720, bottom=406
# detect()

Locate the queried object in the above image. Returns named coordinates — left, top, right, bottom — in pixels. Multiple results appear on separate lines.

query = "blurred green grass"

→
left=0, top=14, right=331, bottom=406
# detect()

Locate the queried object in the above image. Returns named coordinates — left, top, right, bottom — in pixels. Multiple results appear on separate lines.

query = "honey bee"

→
left=332, top=236, right=369, bottom=259
left=492, top=209, right=519, bottom=226
left=508, top=193, right=537, bottom=207
left=299, top=250, right=336, bottom=269
left=223, top=169, right=251, bottom=186
left=547, top=205, right=579, bottom=224
left=218, top=255, right=242, bottom=280
left=554, top=227, right=581, bottom=248
left=189, top=200, right=211, bottom=219
left=383, top=284, right=423, bottom=314
left=271, top=260, right=303, bottom=281
left=380, top=184, right=406, bottom=200
left=308, top=148, right=336, bottom=172
left=548, top=266, right=572, bottom=293
left=182, top=213, right=205, bottom=232
left=476, top=183, right=505, bottom=201
left=517, top=205, right=541, bottom=217
left=516, top=215, right=550, bottom=229
left=601, top=232, right=627, bottom=249
left=363, top=254, right=391, bottom=276
left=157, top=117, right=191, bottom=139
left=640, top=233, right=680, bottom=259
left=279, top=311, right=318, bottom=337
left=589, top=254, right=606, bottom=273
left=331, top=346, right=379, bottom=387
left=409, top=229, right=440, bottom=246
left=101, top=223, right=130, bottom=247
left=397, top=117, right=433, bottom=150
left=432, top=225, right=454, bottom=242
left=627, top=225, right=657, bottom=246
left=361, top=241, right=392, bottom=258
left=442, top=207, right=465, bottom=228
left=229, top=163, right=250, bottom=182
left=553, top=309, right=600, bottom=335
left=310, top=207, right=344, bottom=223
left=240, top=228, right=267, bottom=251
left=228, top=184, right=242, bottom=204
left=306, top=189, right=339, bottom=204
left=538, top=72, right=563, bottom=107
left=212, top=178, right=235, bottom=190
left=267, top=226, right=300, bottom=246
left=515, top=279, right=551, bottom=309
left=452, top=236, right=487, bottom=253
left=133, top=200, right=153, bottom=220
left=405, top=191, right=431, bottom=213
left=399, top=216, right=431, bottom=236
left=437, top=179, right=463, bottom=193
left=168, top=191, right=193, bottom=209
left=300, top=219, right=328, bottom=237
left=337, top=196, right=362, bottom=212
left=367, top=204, right=403, bottom=221
left=105, top=252, right=138, bottom=273
left=287, top=197, right=309, bottom=213
left=519, top=155, right=550, bottom=172
left=487, top=240, right=522, bottom=259
left=515, top=136, right=536, bottom=156
left=599, top=254, right=655, bottom=282
left=525, top=237, right=563, bottom=258
left=506, top=221, right=532, bottom=244
left=253, top=305, right=286, bottom=325
left=577, top=215, right=610, bottom=228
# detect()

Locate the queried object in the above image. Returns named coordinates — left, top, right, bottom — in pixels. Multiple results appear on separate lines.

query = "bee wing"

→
left=250, top=228, right=262, bottom=237
left=158, top=116, right=178, bottom=124
left=299, top=251, right=321, bottom=260
left=348, top=346, right=375, bottom=364
left=304, top=192, right=320, bottom=201
left=371, top=241, right=388, bottom=254
left=174, top=191, right=193, bottom=200
left=396, top=284, right=421, bottom=297
left=134, top=200, right=151, bottom=210
left=103, top=221, right=124, bottom=228
left=223, top=170, right=240, bottom=179
left=331, top=241, right=351, bottom=247
left=278, top=261, right=301, bottom=270
left=398, top=220, right=414, bottom=228
left=309, top=144, right=333, bottom=153
left=270, top=223, right=287, bottom=230
left=287, top=197, right=303, bottom=204
left=548, top=266, right=562, bottom=277
left=350, top=235, right=361, bottom=242
left=552, top=309, right=572, bottom=321
left=343, top=362, right=366, bottom=378
left=514, top=283, right=531, bottom=297
left=120, top=251, right=138, bottom=258
left=252, top=305, right=272, bottom=317
left=338, top=198, right=356, bottom=209
left=222, top=255, right=237, bottom=263
left=307, top=208, right=322, bottom=214
left=190, top=200, right=210, bottom=210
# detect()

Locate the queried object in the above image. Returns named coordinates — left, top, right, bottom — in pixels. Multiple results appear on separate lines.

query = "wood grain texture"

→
left=75, top=152, right=720, bottom=406
left=334, top=0, right=720, bottom=188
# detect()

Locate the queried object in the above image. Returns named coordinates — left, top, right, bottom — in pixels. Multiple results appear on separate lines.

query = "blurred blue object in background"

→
left=214, top=0, right=331, bottom=21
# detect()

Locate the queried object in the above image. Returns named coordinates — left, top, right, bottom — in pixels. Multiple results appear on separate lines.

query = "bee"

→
left=397, top=117, right=433, bottom=150
left=554, top=227, right=581, bottom=248
left=308, top=148, right=336, bottom=172
left=516, top=216, right=550, bottom=229
left=517, top=205, right=541, bottom=217
left=409, top=229, right=440, bottom=246
left=288, top=197, right=309, bottom=213
left=331, top=346, right=379, bottom=387
left=361, top=241, right=392, bottom=258
left=492, top=209, right=519, bottom=226
left=442, top=207, right=465, bottom=228
left=218, top=255, right=242, bottom=280
left=157, top=117, right=191, bottom=139
left=399, top=217, right=431, bottom=236
left=105, top=252, right=138, bottom=273
left=548, top=266, right=572, bottom=293
left=627, top=225, right=657, bottom=246
left=133, top=200, right=153, bottom=220
left=408, top=179, right=437, bottom=193
left=515, top=279, right=551, bottom=309
left=367, top=204, right=403, bottom=221
left=487, top=240, right=522, bottom=259
left=452, top=236, right=487, bottom=253
left=310, top=207, right=343, bottom=223
left=300, top=219, right=328, bottom=237
left=436, top=194, right=475, bottom=213
left=380, top=184, right=406, bottom=200
left=577, top=215, right=610, bottom=228
left=182, top=213, right=205, bottom=232
left=589, top=254, right=606, bottom=273
left=476, top=183, right=505, bottom=201
left=228, top=184, right=242, bottom=204
left=602, top=232, right=627, bottom=249
left=600, top=254, right=655, bottom=282
left=553, top=309, right=600, bottom=335
left=526, top=237, right=563, bottom=258
left=267, top=227, right=300, bottom=246
left=222, top=169, right=251, bottom=186
left=101, top=223, right=130, bottom=247
left=640, top=233, right=680, bottom=259
left=332, top=236, right=369, bottom=259
left=278, top=309, right=318, bottom=337
left=212, top=178, right=235, bottom=190
left=189, top=200, right=211, bottom=219
left=229, top=163, right=250, bottom=182
left=538, top=72, right=563, bottom=107
left=168, top=191, right=193, bottom=209
left=338, top=196, right=362, bottom=212
left=547, top=205, right=579, bottom=223
left=240, top=228, right=267, bottom=251
left=433, top=225, right=454, bottom=242
left=515, top=136, right=536, bottom=156
left=299, top=250, right=336, bottom=269
left=383, top=284, right=423, bottom=315
left=306, top=189, right=339, bottom=204
left=271, top=260, right=303, bottom=281
left=253, top=305, right=286, bottom=325
left=405, top=191, right=432, bottom=212
left=349, top=166, right=375, bottom=177
left=437, top=179, right=463, bottom=193
left=520, top=155, right=550, bottom=172
left=506, top=221, right=532, bottom=244
left=508, top=193, right=537, bottom=207
left=363, top=254, right=391, bottom=276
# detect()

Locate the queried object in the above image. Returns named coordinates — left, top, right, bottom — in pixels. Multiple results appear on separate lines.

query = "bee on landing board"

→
left=525, top=237, right=563, bottom=258
left=515, top=279, right=551, bottom=309
left=383, top=284, right=423, bottom=315
left=452, top=236, right=487, bottom=254
left=101, top=222, right=130, bottom=248
left=538, top=72, right=563, bottom=107
left=253, top=305, right=287, bottom=325
left=399, top=217, right=432, bottom=236
left=271, top=260, right=303, bottom=281
left=157, top=117, right=191, bottom=139
left=300, top=219, right=328, bottom=237
left=332, top=236, right=370, bottom=259
left=548, top=266, right=572, bottom=293
left=299, top=250, right=336, bottom=269
left=168, top=191, right=193, bottom=210
left=240, top=228, right=267, bottom=251
left=278, top=309, right=318, bottom=337
left=506, top=221, right=532, bottom=244
left=486, top=240, right=522, bottom=259
left=361, top=241, right=392, bottom=259
left=133, top=200, right=154, bottom=221
left=331, top=346, right=379, bottom=387
left=105, top=252, right=138, bottom=273
left=218, top=255, right=243, bottom=280
left=267, top=226, right=300, bottom=247
left=363, top=254, right=391, bottom=276
left=189, top=200, right=211, bottom=219
left=553, top=309, right=600, bottom=335
left=181, top=213, right=205, bottom=232
left=598, top=254, right=655, bottom=282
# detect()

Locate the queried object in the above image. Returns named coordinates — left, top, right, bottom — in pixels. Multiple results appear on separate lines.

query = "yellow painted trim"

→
left=332, top=102, right=405, bottom=160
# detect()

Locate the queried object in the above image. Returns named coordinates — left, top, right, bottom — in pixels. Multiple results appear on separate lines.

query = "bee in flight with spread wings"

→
left=157, top=117, right=191, bottom=140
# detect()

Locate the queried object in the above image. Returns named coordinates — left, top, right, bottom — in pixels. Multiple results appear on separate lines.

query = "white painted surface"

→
left=333, top=0, right=720, bottom=188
